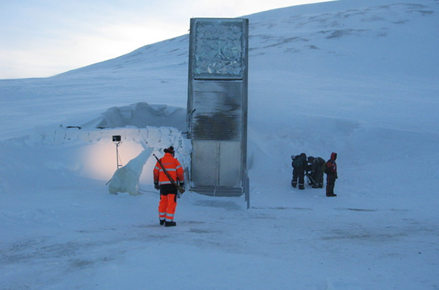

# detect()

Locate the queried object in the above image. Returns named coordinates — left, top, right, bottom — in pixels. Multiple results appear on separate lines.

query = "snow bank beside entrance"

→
left=36, top=125, right=191, bottom=184
left=24, top=103, right=191, bottom=185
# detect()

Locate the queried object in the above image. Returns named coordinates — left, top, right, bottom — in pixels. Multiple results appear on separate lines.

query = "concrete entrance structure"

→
left=187, top=18, right=249, bottom=198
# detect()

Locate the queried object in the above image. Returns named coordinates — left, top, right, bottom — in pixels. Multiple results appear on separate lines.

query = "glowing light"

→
left=80, top=138, right=152, bottom=182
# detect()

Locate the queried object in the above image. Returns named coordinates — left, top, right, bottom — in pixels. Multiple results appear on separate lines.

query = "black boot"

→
left=160, top=219, right=165, bottom=226
left=165, top=221, right=177, bottom=227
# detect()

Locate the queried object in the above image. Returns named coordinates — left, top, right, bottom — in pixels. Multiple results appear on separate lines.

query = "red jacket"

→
left=154, top=153, right=184, bottom=185
left=326, top=152, right=338, bottom=176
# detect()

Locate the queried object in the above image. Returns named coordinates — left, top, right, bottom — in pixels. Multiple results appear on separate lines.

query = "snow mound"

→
left=82, top=102, right=187, bottom=131
left=108, top=148, right=154, bottom=195
left=24, top=120, right=191, bottom=183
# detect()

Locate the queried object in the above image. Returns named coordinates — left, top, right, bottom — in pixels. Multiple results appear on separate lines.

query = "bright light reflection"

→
left=80, top=139, right=154, bottom=183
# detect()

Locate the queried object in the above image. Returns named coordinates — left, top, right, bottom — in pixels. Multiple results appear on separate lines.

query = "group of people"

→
left=152, top=146, right=339, bottom=228
left=291, top=152, right=338, bottom=197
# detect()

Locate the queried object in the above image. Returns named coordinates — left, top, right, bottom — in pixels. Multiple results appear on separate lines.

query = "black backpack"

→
left=292, top=155, right=303, bottom=168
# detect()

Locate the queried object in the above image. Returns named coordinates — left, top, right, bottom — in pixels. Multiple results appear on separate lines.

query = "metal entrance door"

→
left=187, top=18, right=249, bottom=197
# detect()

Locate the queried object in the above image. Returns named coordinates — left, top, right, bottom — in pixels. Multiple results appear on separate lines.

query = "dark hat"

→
left=164, top=146, right=175, bottom=154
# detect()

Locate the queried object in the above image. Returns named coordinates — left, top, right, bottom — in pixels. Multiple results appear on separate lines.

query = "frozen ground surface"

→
left=0, top=0, right=438, bottom=289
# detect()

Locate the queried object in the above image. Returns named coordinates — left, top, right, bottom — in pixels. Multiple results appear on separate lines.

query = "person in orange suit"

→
left=153, top=146, right=185, bottom=227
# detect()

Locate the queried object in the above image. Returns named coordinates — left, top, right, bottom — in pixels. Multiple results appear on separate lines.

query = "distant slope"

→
left=248, top=0, right=438, bottom=78
left=59, top=0, right=438, bottom=80
left=0, top=0, right=438, bottom=139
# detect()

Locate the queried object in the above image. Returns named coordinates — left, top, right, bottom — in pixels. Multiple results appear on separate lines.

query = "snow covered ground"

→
left=1, top=0, right=438, bottom=289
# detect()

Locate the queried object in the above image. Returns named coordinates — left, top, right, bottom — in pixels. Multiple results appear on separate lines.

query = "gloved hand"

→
left=154, top=182, right=160, bottom=190
left=179, top=182, right=185, bottom=190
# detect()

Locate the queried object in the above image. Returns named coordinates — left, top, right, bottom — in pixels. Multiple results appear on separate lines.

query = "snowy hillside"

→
left=1, top=0, right=438, bottom=289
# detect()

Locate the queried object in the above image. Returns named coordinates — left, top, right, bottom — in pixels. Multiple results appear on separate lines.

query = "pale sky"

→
left=0, top=0, right=329, bottom=79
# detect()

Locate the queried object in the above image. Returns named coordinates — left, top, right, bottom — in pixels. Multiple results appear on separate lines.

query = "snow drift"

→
left=0, top=0, right=438, bottom=289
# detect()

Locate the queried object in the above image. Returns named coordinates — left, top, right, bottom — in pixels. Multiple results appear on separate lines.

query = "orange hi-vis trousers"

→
left=159, top=194, right=177, bottom=222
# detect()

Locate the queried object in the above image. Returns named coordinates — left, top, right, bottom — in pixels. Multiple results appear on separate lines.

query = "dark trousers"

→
left=326, top=174, right=336, bottom=196
left=313, top=168, right=324, bottom=188
left=292, top=168, right=305, bottom=189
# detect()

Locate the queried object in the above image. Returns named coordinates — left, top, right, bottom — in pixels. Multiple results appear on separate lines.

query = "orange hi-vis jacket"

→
left=153, top=153, right=184, bottom=186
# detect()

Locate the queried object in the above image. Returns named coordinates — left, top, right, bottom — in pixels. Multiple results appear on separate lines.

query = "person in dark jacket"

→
left=291, top=153, right=307, bottom=190
left=325, top=152, right=338, bottom=197
left=306, top=156, right=316, bottom=186
left=312, top=157, right=325, bottom=188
